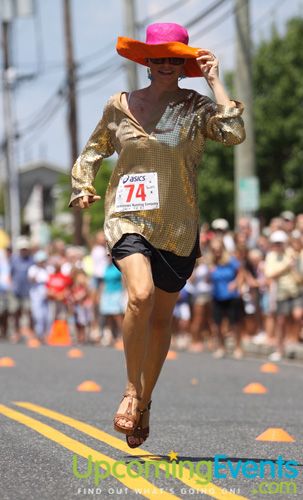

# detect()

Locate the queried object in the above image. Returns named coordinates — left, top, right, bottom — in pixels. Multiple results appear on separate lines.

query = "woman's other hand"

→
left=72, top=195, right=101, bottom=209
left=196, top=49, right=219, bottom=85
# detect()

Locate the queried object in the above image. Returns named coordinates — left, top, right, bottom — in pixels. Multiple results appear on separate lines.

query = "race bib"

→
left=115, top=172, right=159, bottom=212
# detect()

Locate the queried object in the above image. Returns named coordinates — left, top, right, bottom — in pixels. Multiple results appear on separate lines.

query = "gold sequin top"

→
left=70, top=90, right=245, bottom=256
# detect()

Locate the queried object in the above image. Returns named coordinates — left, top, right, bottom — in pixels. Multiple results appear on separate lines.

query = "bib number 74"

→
left=124, top=183, right=146, bottom=202
left=115, top=172, right=159, bottom=212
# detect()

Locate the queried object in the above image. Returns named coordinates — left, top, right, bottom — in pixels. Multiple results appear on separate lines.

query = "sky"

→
left=0, top=0, right=302, bottom=172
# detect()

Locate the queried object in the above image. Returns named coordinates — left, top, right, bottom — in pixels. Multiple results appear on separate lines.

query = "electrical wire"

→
left=78, top=64, right=124, bottom=96
left=190, top=4, right=236, bottom=43
left=16, top=83, right=66, bottom=133
left=11, top=0, right=245, bottom=142
left=204, top=0, right=287, bottom=53
left=184, top=0, right=228, bottom=30
left=19, top=64, right=123, bottom=148
left=16, top=89, right=66, bottom=138
left=21, top=98, right=65, bottom=152
left=137, top=0, right=193, bottom=27
left=77, top=57, right=120, bottom=81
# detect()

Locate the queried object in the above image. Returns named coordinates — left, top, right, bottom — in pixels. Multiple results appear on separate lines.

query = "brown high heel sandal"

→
left=126, top=401, right=152, bottom=449
left=113, top=393, right=141, bottom=436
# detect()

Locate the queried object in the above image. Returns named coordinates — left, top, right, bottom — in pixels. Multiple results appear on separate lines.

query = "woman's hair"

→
left=209, top=237, right=230, bottom=265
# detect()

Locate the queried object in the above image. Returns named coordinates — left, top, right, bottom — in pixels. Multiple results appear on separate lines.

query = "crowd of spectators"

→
left=0, top=211, right=302, bottom=362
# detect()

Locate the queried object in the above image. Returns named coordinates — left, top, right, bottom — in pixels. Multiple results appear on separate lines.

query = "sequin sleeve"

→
left=195, top=95, right=246, bottom=146
left=69, top=100, right=115, bottom=206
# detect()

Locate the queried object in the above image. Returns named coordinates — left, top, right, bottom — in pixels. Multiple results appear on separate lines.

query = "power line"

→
left=78, top=64, right=124, bottom=96
left=78, top=57, right=119, bottom=81
left=16, top=84, right=66, bottom=133
left=20, top=94, right=65, bottom=145
left=191, top=4, right=235, bottom=43
left=13, top=0, right=234, bottom=143
left=17, top=89, right=66, bottom=138
left=184, top=0, right=229, bottom=30
left=16, top=54, right=120, bottom=133
left=16, top=59, right=123, bottom=141
left=208, top=0, right=287, bottom=53
left=77, top=39, right=116, bottom=67
left=19, top=64, right=124, bottom=147
left=137, top=0, right=193, bottom=27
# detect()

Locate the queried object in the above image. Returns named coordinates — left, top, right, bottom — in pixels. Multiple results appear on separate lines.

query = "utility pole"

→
left=63, top=0, right=83, bottom=245
left=234, top=0, right=257, bottom=224
left=1, top=18, right=21, bottom=249
left=123, top=0, right=139, bottom=90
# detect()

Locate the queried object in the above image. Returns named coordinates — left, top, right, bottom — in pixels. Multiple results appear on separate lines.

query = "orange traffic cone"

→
left=260, top=363, right=279, bottom=373
left=166, top=350, right=178, bottom=360
left=77, top=380, right=102, bottom=392
left=67, top=348, right=83, bottom=358
left=0, top=357, right=15, bottom=367
left=191, top=378, right=199, bottom=385
left=256, top=428, right=295, bottom=442
left=47, top=319, right=72, bottom=346
left=243, top=382, right=268, bottom=394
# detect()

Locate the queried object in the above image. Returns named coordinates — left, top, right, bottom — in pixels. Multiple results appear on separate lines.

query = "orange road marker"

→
left=27, top=338, right=40, bottom=348
left=67, top=348, right=83, bottom=358
left=190, top=378, right=199, bottom=385
left=166, top=350, right=178, bottom=360
left=260, top=362, right=279, bottom=373
left=256, top=428, right=295, bottom=442
left=243, top=382, right=268, bottom=394
left=0, top=357, right=15, bottom=367
left=77, top=380, right=102, bottom=392
left=114, top=340, right=124, bottom=351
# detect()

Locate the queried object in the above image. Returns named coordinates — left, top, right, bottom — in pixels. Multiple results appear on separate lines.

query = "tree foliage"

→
left=197, top=17, right=303, bottom=224
left=253, top=18, right=303, bottom=218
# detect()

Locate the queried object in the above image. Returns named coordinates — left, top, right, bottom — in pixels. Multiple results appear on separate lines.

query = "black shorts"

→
left=212, top=298, right=244, bottom=325
left=111, top=233, right=199, bottom=293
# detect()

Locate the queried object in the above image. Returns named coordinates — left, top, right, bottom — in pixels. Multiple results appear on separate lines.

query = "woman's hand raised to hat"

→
left=196, top=49, right=219, bottom=85
left=196, top=49, right=236, bottom=107
left=71, top=195, right=101, bottom=209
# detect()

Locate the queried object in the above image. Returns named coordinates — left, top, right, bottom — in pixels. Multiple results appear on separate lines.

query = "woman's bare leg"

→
left=140, top=287, right=179, bottom=407
left=189, top=303, right=205, bottom=351
left=114, top=253, right=155, bottom=430
left=127, top=287, right=179, bottom=446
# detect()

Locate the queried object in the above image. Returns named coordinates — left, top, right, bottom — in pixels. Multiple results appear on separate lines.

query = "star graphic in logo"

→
left=168, top=450, right=178, bottom=462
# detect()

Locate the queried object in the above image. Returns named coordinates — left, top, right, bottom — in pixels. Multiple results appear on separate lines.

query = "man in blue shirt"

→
left=10, top=236, right=34, bottom=342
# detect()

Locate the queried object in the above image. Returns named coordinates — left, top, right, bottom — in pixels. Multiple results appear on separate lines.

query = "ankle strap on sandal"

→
left=138, top=400, right=152, bottom=415
left=123, top=393, right=142, bottom=401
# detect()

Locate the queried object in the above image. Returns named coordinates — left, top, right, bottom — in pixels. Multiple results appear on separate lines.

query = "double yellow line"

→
left=0, top=403, right=248, bottom=499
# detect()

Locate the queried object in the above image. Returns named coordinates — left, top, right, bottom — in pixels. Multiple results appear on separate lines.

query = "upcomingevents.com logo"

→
left=72, top=452, right=299, bottom=493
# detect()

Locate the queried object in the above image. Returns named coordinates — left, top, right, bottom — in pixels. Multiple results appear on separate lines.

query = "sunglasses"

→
left=149, top=57, right=185, bottom=65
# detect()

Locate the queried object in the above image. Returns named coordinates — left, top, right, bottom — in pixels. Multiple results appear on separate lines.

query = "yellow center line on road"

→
left=14, top=402, right=248, bottom=500
left=0, top=404, right=179, bottom=500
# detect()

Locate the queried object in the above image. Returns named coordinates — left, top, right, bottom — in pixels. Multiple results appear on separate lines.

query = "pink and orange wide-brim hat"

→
left=116, top=22, right=204, bottom=78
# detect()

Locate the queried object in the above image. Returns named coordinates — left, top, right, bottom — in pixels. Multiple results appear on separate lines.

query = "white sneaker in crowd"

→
left=268, top=351, right=282, bottom=362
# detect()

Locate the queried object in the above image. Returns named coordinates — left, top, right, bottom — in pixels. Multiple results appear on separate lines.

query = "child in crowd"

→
left=99, top=257, right=125, bottom=345
left=172, top=283, right=193, bottom=350
left=46, top=257, right=72, bottom=322
left=69, top=269, right=94, bottom=344
left=28, top=250, right=50, bottom=343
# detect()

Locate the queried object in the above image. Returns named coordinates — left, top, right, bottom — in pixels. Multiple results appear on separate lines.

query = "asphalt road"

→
left=0, top=341, right=302, bottom=500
